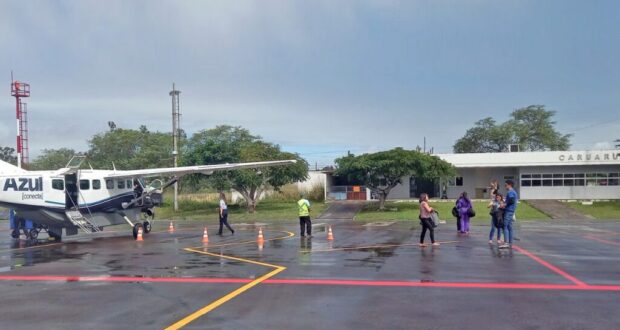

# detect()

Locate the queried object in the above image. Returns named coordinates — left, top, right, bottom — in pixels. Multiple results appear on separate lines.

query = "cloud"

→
left=1, top=1, right=619, bottom=164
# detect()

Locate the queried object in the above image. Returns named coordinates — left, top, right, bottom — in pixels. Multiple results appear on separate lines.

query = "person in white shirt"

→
left=218, top=193, right=234, bottom=235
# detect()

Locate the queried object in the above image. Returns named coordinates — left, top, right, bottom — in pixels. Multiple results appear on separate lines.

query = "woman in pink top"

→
left=419, top=193, right=439, bottom=247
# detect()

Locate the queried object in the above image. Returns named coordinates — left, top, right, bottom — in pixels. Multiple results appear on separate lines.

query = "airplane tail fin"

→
left=0, top=160, right=27, bottom=174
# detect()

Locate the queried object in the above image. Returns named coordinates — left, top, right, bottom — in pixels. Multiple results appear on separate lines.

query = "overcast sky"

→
left=1, top=0, right=619, bottom=166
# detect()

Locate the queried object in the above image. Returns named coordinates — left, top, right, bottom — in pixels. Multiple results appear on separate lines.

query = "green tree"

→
left=335, top=148, right=455, bottom=210
left=0, top=146, right=17, bottom=165
left=184, top=125, right=309, bottom=212
left=30, top=148, right=77, bottom=170
left=453, top=105, right=571, bottom=153
left=87, top=125, right=174, bottom=170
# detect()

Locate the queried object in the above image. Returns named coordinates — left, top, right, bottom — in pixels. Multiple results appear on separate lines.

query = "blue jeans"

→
left=489, top=217, right=502, bottom=241
left=503, top=211, right=515, bottom=244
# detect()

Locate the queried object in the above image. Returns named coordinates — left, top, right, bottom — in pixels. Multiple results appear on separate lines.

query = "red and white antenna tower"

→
left=10, top=73, right=30, bottom=168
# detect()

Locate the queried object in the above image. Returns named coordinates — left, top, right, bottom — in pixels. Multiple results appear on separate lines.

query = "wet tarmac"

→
left=0, top=219, right=619, bottom=329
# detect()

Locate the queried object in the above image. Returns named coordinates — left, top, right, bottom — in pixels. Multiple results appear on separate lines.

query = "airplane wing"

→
left=103, top=160, right=297, bottom=179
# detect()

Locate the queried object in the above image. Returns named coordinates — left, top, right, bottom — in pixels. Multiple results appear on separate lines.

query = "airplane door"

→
left=65, top=173, right=79, bottom=209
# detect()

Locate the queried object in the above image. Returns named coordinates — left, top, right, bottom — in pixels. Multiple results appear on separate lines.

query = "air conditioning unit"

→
left=509, top=144, right=520, bottom=152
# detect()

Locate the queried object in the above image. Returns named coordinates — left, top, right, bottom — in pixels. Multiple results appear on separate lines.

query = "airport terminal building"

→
left=326, top=150, right=620, bottom=201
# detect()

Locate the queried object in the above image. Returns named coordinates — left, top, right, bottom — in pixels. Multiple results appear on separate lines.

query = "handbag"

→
left=430, top=211, right=440, bottom=228
left=467, top=207, right=476, bottom=218
left=451, top=206, right=459, bottom=218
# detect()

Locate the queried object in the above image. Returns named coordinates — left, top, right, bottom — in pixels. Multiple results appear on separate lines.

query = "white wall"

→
left=521, top=186, right=620, bottom=200
left=295, top=171, right=326, bottom=193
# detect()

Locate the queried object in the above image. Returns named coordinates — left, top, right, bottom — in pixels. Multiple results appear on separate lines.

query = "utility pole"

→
left=169, top=83, right=181, bottom=212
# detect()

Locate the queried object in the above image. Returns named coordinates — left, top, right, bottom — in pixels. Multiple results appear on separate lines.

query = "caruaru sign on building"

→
left=558, top=152, right=620, bottom=162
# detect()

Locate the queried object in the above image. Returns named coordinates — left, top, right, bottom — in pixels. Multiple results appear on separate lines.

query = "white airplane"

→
left=0, top=155, right=296, bottom=241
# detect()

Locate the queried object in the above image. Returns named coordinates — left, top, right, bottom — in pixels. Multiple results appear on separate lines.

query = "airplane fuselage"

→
left=0, top=169, right=145, bottom=236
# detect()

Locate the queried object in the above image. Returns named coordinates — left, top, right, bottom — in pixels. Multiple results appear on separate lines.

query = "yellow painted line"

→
left=0, top=242, right=63, bottom=254
left=188, top=230, right=295, bottom=250
left=301, top=240, right=460, bottom=253
left=165, top=248, right=286, bottom=330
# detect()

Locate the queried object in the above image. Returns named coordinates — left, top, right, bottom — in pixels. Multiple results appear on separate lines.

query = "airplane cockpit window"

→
left=52, top=179, right=64, bottom=190
left=92, top=180, right=101, bottom=190
left=106, top=179, right=114, bottom=189
left=117, top=180, right=125, bottom=189
left=79, top=179, right=90, bottom=190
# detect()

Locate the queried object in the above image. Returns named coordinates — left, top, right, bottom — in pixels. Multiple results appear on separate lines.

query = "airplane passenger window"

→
left=52, top=179, right=64, bottom=190
left=106, top=179, right=114, bottom=189
left=92, top=180, right=101, bottom=190
left=80, top=179, right=90, bottom=190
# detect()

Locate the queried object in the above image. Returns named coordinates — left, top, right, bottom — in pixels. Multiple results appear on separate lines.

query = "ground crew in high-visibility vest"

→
left=297, top=196, right=312, bottom=238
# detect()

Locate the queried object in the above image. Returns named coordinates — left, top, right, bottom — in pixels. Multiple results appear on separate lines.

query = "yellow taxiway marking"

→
left=0, top=242, right=63, bottom=254
left=165, top=231, right=294, bottom=329
left=188, top=230, right=295, bottom=250
left=301, top=240, right=460, bottom=253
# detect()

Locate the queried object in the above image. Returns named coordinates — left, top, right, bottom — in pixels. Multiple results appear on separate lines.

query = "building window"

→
left=521, top=172, right=618, bottom=187
left=52, top=179, right=64, bottom=190
left=92, top=180, right=101, bottom=190
left=106, top=179, right=114, bottom=189
left=448, top=177, right=464, bottom=187
left=79, top=179, right=90, bottom=190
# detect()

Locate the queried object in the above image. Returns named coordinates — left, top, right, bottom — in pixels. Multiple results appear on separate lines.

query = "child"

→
left=488, top=194, right=504, bottom=244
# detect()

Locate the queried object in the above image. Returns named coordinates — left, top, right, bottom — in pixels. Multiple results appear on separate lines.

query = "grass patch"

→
left=155, top=199, right=327, bottom=221
left=564, top=201, right=620, bottom=219
left=355, top=200, right=550, bottom=222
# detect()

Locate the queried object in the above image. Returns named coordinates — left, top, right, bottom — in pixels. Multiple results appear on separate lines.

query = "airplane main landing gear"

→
left=132, top=223, right=141, bottom=240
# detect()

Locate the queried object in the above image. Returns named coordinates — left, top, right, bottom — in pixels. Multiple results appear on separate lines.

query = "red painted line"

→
left=0, top=275, right=249, bottom=284
left=583, top=235, right=620, bottom=248
left=0, top=275, right=619, bottom=291
left=513, top=245, right=587, bottom=286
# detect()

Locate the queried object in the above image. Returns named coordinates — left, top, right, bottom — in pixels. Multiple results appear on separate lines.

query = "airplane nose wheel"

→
left=143, top=221, right=152, bottom=234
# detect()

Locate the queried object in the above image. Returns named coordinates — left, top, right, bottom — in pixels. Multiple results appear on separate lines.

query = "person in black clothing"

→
left=419, top=193, right=439, bottom=247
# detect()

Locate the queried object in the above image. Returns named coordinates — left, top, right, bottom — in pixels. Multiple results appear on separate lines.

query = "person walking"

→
left=488, top=193, right=504, bottom=244
left=217, top=193, right=234, bottom=235
left=419, top=193, right=439, bottom=247
left=454, top=193, right=462, bottom=233
left=499, top=180, right=518, bottom=249
left=297, top=195, right=312, bottom=238
left=456, top=192, right=473, bottom=234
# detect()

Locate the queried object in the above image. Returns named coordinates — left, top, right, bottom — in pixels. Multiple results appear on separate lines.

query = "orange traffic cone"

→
left=168, top=221, right=175, bottom=233
left=202, top=227, right=209, bottom=244
left=137, top=226, right=144, bottom=241
left=258, top=239, right=264, bottom=251
left=257, top=227, right=265, bottom=243
left=327, top=225, right=334, bottom=241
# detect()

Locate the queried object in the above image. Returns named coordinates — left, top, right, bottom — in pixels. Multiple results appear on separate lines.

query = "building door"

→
left=410, top=177, right=437, bottom=199
left=65, top=173, right=79, bottom=209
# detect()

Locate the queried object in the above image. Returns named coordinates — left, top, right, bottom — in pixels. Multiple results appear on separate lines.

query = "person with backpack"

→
left=456, top=192, right=473, bottom=234
left=419, top=193, right=439, bottom=247
left=488, top=193, right=504, bottom=244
